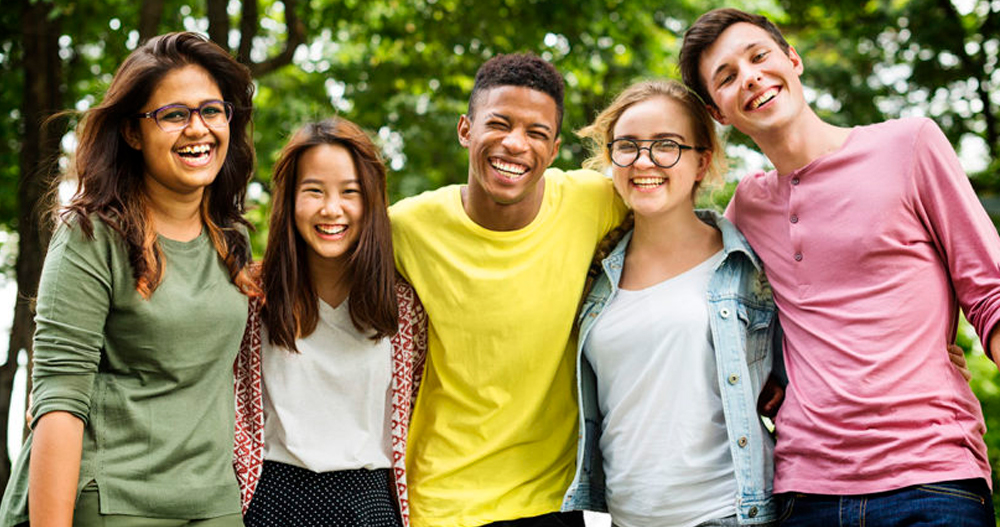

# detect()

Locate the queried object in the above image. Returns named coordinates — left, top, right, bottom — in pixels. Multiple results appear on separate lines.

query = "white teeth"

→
left=177, top=144, right=211, bottom=155
left=316, top=224, right=347, bottom=235
left=632, top=176, right=666, bottom=188
left=748, top=88, right=778, bottom=110
left=489, top=158, right=529, bottom=178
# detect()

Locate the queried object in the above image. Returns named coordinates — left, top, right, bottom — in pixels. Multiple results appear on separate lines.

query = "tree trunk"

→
left=206, top=0, right=231, bottom=50
left=2, top=0, right=63, bottom=493
left=237, top=0, right=259, bottom=65
left=138, top=0, right=165, bottom=43
left=247, top=0, right=306, bottom=77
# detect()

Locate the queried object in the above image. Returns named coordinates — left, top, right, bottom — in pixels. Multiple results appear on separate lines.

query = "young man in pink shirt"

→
left=680, top=8, right=1000, bottom=526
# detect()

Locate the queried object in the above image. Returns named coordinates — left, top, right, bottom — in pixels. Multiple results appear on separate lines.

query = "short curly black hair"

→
left=468, top=53, right=565, bottom=133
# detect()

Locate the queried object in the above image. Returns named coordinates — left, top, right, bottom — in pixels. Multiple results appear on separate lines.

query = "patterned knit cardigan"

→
left=233, top=281, right=428, bottom=527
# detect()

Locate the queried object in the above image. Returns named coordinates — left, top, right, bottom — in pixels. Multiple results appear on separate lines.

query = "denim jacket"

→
left=561, top=210, right=779, bottom=524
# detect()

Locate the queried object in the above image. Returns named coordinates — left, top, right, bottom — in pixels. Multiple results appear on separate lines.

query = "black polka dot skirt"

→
left=244, top=460, right=402, bottom=527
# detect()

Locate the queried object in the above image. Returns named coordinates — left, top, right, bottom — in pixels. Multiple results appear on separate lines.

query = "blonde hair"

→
left=577, top=79, right=726, bottom=197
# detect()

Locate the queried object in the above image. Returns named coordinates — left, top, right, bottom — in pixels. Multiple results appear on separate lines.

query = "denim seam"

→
left=778, top=496, right=795, bottom=522
left=915, top=485, right=985, bottom=504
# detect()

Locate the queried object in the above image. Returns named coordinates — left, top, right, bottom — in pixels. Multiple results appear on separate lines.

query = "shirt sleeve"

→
left=30, top=222, right=112, bottom=425
left=910, top=119, right=1000, bottom=357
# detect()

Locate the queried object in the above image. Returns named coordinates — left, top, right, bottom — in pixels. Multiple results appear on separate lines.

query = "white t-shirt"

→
left=261, top=298, right=393, bottom=472
left=583, top=250, right=736, bottom=527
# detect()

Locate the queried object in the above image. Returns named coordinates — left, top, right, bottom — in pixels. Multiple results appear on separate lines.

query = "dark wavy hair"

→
left=62, top=31, right=258, bottom=298
left=261, top=117, right=397, bottom=351
left=680, top=8, right=791, bottom=109
left=469, top=53, right=565, bottom=133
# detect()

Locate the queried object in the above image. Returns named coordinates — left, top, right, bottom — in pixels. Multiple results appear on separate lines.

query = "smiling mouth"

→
left=631, top=176, right=666, bottom=190
left=489, top=157, right=529, bottom=180
left=746, top=87, right=779, bottom=110
left=175, top=143, right=213, bottom=164
left=316, top=224, right=347, bottom=236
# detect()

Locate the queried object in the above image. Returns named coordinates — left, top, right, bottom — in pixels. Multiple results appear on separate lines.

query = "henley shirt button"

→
left=720, top=308, right=731, bottom=318
left=790, top=214, right=799, bottom=224
left=748, top=506, right=759, bottom=518
left=791, top=177, right=800, bottom=185
left=728, top=374, right=739, bottom=385
left=794, top=253, right=803, bottom=262
left=738, top=436, right=748, bottom=447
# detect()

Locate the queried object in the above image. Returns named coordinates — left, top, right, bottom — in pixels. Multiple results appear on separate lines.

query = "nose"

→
left=320, top=195, right=344, bottom=216
left=741, top=66, right=761, bottom=91
left=634, top=147, right=656, bottom=169
left=501, top=128, right=529, bottom=153
left=183, top=110, right=211, bottom=135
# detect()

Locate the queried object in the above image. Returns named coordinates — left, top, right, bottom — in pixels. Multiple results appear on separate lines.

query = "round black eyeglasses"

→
left=136, top=100, right=234, bottom=132
left=607, top=138, right=707, bottom=168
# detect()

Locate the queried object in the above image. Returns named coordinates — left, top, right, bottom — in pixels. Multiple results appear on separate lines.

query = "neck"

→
left=145, top=188, right=204, bottom=242
left=750, top=108, right=852, bottom=176
left=618, top=205, right=722, bottom=290
left=308, top=253, right=352, bottom=309
left=461, top=178, right=545, bottom=232
left=630, top=206, right=714, bottom=255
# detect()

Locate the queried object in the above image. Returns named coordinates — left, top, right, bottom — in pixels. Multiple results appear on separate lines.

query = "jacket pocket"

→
left=738, top=304, right=774, bottom=364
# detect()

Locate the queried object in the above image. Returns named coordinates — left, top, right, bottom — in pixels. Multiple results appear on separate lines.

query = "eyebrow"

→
left=711, top=41, right=766, bottom=80
left=615, top=132, right=685, bottom=141
left=297, top=177, right=360, bottom=187
left=155, top=98, right=225, bottom=109
left=487, top=111, right=553, bottom=132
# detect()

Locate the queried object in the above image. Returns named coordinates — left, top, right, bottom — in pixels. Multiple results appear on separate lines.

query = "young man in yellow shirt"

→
left=390, top=54, right=625, bottom=527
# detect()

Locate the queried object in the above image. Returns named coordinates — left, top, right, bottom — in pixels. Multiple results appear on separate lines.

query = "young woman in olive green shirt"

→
left=0, top=32, right=258, bottom=526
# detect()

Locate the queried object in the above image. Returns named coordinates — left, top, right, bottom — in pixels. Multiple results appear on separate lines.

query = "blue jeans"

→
left=778, top=478, right=995, bottom=526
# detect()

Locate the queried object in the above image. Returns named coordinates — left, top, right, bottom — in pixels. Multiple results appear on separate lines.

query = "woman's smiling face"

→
left=126, top=64, right=230, bottom=202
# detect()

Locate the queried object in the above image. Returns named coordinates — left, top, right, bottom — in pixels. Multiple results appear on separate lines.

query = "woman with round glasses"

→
left=562, top=79, right=780, bottom=527
left=0, top=32, right=256, bottom=526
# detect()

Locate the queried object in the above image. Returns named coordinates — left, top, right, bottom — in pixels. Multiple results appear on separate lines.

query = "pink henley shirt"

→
left=726, top=117, right=1000, bottom=495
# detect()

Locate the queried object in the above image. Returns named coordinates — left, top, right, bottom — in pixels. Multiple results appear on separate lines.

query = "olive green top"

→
left=0, top=217, right=248, bottom=524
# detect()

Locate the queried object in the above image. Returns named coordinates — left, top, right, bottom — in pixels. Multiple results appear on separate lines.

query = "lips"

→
left=745, top=87, right=779, bottom=111
left=315, top=224, right=347, bottom=237
left=489, top=156, right=530, bottom=181
left=174, top=143, right=214, bottom=167
left=631, top=176, right=667, bottom=191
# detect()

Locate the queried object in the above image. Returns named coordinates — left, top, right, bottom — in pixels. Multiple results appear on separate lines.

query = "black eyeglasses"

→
left=136, top=100, right=234, bottom=132
left=607, top=138, right=707, bottom=168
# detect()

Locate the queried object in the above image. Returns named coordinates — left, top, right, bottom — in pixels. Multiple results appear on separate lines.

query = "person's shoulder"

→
left=548, top=166, right=615, bottom=197
left=549, top=166, right=611, bottom=184
left=732, top=169, right=772, bottom=197
left=50, top=212, right=118, bottom=248
left=390, top=185, right=460, bottom=220
left=864, top=116, right=940, bottom=140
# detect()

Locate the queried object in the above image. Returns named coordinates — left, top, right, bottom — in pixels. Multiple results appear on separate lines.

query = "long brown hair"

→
left=262, top=118, right=397, bottom=351
left=62, top=32, right=258, bottom=298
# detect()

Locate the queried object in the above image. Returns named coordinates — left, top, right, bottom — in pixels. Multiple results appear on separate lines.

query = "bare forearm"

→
left=29, top=411, right=84, bottom=527
left=989, top=326, right=1000, bottom=362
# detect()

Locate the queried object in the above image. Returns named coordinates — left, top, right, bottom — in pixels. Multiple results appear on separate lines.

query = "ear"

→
left=706, top=104, right=728, bottom=126
left=788, top=45, right=804, bottom=76
left=695, top=150, right=712, bottom=182
left=457, top=114, right=472, bottom=148
left=546, top=136, right=562, bottom=166
left=122, top=121, right=143, bottom=150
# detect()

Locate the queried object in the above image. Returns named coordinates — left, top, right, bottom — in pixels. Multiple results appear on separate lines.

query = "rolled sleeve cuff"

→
left=30, top=376, right=95, bottom=428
